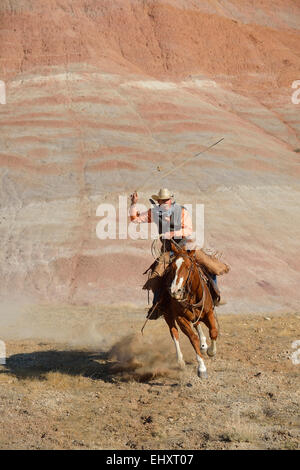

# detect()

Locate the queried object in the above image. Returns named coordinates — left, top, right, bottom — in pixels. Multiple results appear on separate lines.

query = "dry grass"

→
left=0, top=306, right=299, bottom=450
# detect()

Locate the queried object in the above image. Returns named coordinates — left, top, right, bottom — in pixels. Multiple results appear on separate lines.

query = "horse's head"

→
left=167, top=242, right=196, bottom=301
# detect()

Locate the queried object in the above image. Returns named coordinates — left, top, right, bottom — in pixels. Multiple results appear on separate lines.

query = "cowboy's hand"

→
left=130, top=191, right=138, bottom=204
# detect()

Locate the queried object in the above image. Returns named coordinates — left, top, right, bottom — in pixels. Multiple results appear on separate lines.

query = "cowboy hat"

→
left=151, top=188, right=174, bottom=201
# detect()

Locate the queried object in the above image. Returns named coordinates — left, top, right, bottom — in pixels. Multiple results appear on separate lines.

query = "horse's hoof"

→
left=178, top=360, right=186, bottom=370
left=200, top=344, right=208, bottom=352
left=207, top=347, right=216, bottom=357
left=197, top=369, right=208, bottom=379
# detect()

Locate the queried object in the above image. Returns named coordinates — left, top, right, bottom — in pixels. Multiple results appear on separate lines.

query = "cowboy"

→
left=130, top=189, right=228, bottom=318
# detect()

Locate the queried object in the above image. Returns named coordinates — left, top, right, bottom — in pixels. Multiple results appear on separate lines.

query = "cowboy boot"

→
left=146, top=288, right=164, bottom=320
left=146, top=302, right=163, bottom=320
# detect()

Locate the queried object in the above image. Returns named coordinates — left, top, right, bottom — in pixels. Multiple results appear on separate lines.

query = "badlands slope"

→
left=0, top=0, right=300, bottom=314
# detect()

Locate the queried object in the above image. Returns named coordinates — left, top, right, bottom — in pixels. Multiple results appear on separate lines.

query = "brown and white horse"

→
left=160, top=242, right=219, bottom=379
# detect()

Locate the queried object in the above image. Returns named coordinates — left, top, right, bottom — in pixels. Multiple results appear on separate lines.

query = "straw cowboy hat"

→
left=151, top=188, right=174, bottom=201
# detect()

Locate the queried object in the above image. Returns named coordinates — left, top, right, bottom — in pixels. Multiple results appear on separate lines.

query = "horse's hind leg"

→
left=176, top=316, right=208, bottom=379
left=202, top=310, right=218, bottom=357
left=164, top=314, right=185, bottom=369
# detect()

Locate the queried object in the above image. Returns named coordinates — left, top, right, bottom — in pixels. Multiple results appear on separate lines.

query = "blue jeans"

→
left=212, top=274, right=218, bottom=286
left=153, top=288, right=161, bottom=304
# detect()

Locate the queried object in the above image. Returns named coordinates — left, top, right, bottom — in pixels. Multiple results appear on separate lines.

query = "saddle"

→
left=143, top=258, right=221, bottom=307
left=200, top=267, right=221, bottom=306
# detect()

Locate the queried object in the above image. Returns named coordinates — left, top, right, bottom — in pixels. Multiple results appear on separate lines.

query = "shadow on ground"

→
left=0, top=349, right=165, bottom=383
left=0, top=350, right=119, bottom=383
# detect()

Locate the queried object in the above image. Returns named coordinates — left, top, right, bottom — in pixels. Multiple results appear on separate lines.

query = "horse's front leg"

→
left=164, top=314, right=185, bottom=369
left=195, top=322, right=208, bottom=352
left=202, top=310, right=218, bottom=357
left=177, top=316, right=208, bottom=379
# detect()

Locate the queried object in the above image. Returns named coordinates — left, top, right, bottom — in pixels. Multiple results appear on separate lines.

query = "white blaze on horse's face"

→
left=170, top=257, right=185, bottom=299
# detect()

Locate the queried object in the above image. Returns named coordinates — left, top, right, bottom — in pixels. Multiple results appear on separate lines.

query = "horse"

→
left=158, top=241, right=219, bottom=379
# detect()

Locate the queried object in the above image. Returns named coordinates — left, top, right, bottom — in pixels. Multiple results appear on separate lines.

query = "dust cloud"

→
left=0, top=300, right=196, bottom=380
left=108, top=328, right=186, bottom=381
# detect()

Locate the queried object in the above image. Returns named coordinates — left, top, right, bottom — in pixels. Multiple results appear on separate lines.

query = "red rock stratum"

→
left=0, top=0, right=300, bottom=314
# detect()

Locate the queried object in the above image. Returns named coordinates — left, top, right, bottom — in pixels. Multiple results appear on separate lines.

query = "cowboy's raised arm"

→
left=129, top=191, right=152, bottom=223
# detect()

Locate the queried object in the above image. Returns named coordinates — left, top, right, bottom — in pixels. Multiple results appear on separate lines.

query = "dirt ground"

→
left=0, top=306, right=299, bottom=450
